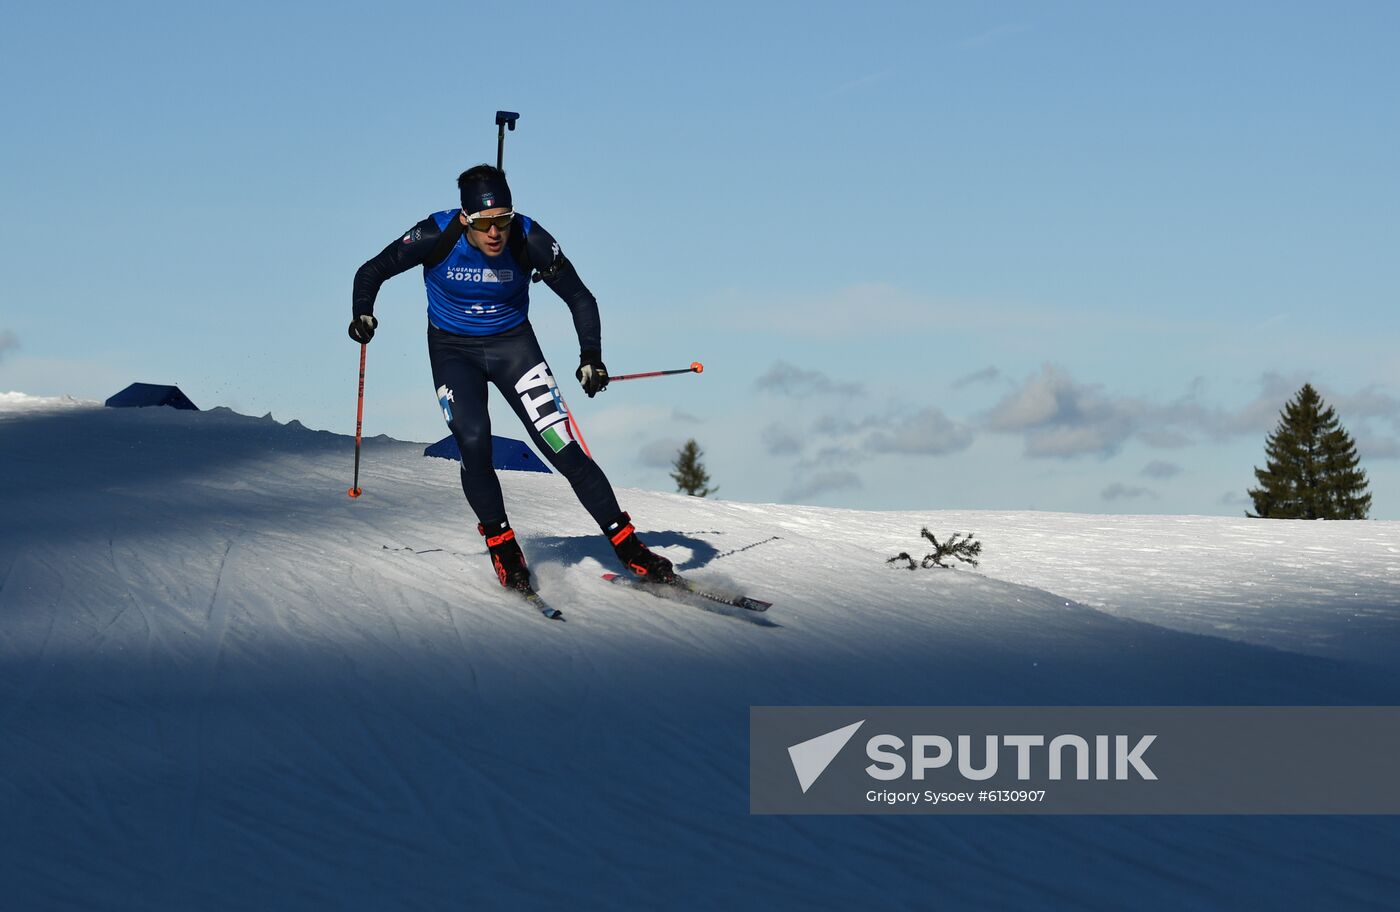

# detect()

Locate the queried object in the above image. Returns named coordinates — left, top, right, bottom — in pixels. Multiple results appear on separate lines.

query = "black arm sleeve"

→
left=526, top=221, right=602, bottom=355
left=351, top=217, right=443, bottom=318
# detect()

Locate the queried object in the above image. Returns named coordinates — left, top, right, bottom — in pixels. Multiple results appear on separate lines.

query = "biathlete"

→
left=349, top=164, right=675, bottom=594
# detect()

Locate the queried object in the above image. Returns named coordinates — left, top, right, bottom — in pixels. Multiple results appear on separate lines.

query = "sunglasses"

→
left=466, top=211, right=515, bottom=232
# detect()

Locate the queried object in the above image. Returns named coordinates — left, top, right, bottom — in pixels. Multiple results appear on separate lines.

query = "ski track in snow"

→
left=1, top=403, right=1398, bottom=908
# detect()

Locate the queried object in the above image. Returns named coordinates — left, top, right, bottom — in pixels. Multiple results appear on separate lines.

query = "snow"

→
left=0, top=390, right=101, bottom=413
left=2, top=401, right=1398, bottom=909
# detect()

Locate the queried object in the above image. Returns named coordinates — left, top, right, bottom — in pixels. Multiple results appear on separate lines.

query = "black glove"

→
left=348, top=314, right=378, bottom=344
left=576, top=350, right=609, bottom=398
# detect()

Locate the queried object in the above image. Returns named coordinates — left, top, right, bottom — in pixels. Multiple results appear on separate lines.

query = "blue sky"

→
left=3, top=1, right=1397, bottom=516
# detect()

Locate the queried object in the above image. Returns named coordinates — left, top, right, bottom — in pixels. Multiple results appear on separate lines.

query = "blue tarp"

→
left=424, top=435, right=551, bottom=474
left=105, top=383, right=199, bottom=410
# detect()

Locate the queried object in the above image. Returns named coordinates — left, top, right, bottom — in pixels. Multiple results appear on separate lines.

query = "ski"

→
left=511, top=586, right=564, bottom=621
left=601, top=573, right=771, bottom=612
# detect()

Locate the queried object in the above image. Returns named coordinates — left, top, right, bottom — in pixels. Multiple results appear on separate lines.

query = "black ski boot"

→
left=605, top=512, right=676, bottom=583
left=479, top=521, right=532, bottom=592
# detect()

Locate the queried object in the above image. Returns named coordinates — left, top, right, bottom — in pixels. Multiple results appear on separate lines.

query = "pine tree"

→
left=1247, top=384, right=1371, bottom=519
left=670, top=439, right=716, bottom=497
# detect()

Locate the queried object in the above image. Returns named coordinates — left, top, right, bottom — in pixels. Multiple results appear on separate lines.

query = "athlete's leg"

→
left=484, top=325, right=674, bottom=582
left=427, top=326, right=506, bottom=525
left=485, top=324, right=622, bottom=526
left=483, top=324, right=675, bottom=581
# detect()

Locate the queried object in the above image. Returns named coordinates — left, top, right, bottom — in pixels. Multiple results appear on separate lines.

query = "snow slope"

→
left=2, top=401, right=1398, bottom=910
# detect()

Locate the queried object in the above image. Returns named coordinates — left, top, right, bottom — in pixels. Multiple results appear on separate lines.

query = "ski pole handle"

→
left=348, top=343, right=367, bottom=498
left=611, top=362, right=704, bottom=383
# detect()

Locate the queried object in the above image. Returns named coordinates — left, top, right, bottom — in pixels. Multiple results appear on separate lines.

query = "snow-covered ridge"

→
left=2, top=400, right=1397, bottom=909
left=0, top=390, right=101, bottom=413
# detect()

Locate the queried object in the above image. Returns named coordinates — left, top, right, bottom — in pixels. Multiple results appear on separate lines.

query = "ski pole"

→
left=348, top=343, right=367, bottom=498
left=610, top=362, right=705, bottom=383
left=495, top=111, right=519, bottom=170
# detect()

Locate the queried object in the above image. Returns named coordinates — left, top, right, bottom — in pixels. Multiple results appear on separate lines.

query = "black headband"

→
left=460, top=173, right=512, bottom=216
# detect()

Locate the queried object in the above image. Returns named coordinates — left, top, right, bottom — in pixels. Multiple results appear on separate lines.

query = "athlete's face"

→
left=461, top=207, right=512, bottom=257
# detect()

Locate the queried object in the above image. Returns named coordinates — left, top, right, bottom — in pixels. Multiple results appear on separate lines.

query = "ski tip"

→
left=600, top=573, right=620, bottom=581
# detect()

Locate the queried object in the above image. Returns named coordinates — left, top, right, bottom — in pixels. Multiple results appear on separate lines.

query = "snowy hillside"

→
left=2, top=399, right=1398, bottom=910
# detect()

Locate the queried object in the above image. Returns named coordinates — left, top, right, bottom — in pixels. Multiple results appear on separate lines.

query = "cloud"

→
left=637, top=438, right=686, bottom=469
left=1201, top=373, right=1309, bottom=437
left=1354, top=431, right=1400, bottom=461
left=1136, top=430, right=1195, bottom=448
left=759, top=364, right=1399, bottom=510
left=773, top=437, right=869, bottom=502
left=1172, top=375, right=1400, bottom=443
left=1147, top=372, right=1389, bottom=444
left=796, top=446, right=865, bottom=472
left=0, top=330, right=17, bottom=364
left=812, top=414, right=884, bottom=435
left=754, top=361, right=864, bottom=398
left=978, top=367, right=1400, bottom=460
left=984, top=364, right=1139, bottom=458
left=1330, top=386, right=1400, bottom=427
left=783, top=471, right=862, bottom=502
left=865, top=406, right=974, bottom=456
left=1141, top=460, right=1183, bottom=479
left=984, top=364, right=1084, bottom=429
left=1024, top=425, right=1137, bottom=459
left=1227, top=382, right=1400, bottom=462
left=761, top=423, right=804, bottom=456
left=1101, top=483, right=1156, bottom=502
left=796, top=408, right=974, bottom=463
left=952, top=367, right=1000, bottom=390
left=1218, top=490, right=1251, bottom=508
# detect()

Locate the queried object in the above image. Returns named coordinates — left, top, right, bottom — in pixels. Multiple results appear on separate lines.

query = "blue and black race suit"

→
left=352, top=211, right=621, bottom=528
left=353, top=209, right=600, bottom=349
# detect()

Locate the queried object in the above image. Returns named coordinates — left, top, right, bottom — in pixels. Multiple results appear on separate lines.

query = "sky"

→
left=2, top=0, right=1397, bottom=517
